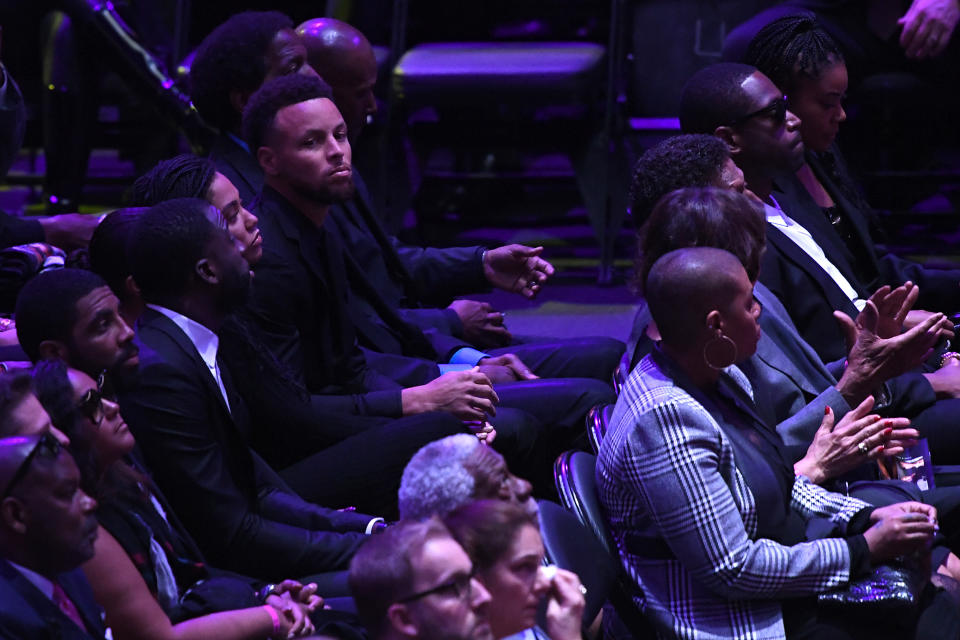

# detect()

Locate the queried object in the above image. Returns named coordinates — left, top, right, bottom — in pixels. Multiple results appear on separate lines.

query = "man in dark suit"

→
left=623, top=135, right=960, bottom=460
left=0, top=432, right=106, bottom=639
left=296, top=17, right=624, bottom=379
left=677, top=62, right=954, bottom=362
left=242, top=74, right=616, bottom=492
left=117, top=198, right=378, bottom=589
left=191, top=13, right=624, bottom=382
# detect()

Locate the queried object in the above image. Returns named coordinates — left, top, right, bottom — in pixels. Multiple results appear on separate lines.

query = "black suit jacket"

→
left=248, top=187, right=411, bottom=417
left=209, top=134, right=263, bottom=206
left=0, top=561, right=106, bottom=640
left=332, top=171, right=488, bottom=308
left=209, top=135, right=487, bottom=341
left=118, top=309, right=369, bottom=581
left=759, top=189, right=868, bottom=362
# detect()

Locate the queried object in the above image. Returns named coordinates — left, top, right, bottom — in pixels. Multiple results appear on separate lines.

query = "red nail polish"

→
left=884, top=427, right=893, bottom=435
left=825, top=406, right=830, bottom=415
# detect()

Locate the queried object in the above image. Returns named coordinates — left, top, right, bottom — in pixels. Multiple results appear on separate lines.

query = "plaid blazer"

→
left=597, top=352, right=870, bottom=640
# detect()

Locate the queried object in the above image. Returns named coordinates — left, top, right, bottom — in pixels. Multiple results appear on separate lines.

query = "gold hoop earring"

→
left=703, top=333, right=738, bottom=370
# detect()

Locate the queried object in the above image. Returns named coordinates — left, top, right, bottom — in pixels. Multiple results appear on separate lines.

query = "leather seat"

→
left=393, top=42, right=605, bottom=103
left=537, top=499, right=614, bottom=627
left=585, top=403, right=614, bottom=455
left=554, top=450, right=655, bottom=637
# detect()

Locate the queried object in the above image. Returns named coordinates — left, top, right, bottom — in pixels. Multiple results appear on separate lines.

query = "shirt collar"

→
left=147, top=304, right=220, bottom=370
left=763, top=198, right=792, bottom=227
left=7, top=560, right=54, bottom=599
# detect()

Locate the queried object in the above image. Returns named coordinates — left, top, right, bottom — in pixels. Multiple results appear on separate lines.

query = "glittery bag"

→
left=818, top=562, right=926, bottom=613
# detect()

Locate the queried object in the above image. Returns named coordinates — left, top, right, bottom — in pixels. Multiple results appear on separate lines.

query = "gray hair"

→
left=398, top=434, right=480, bottom=520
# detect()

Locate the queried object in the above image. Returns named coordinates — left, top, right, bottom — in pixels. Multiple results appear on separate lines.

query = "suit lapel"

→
left=0, top=560, right=98, bottom=639
left=764, top=223, right=862, bottom=317
left=138, top=309, right=235, bottom=425
left=753, top=336, right=822, bottom=398
left=772, top=181, right=859, bottom=275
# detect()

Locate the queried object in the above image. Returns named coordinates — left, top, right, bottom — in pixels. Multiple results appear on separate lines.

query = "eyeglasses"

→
left=397, top=571, right=475, bottom=604
left=729, top=95, right=788, bottom=126
left=0, top=433, right=62, bottom=499
left=77, top=389, right=105, bottom=427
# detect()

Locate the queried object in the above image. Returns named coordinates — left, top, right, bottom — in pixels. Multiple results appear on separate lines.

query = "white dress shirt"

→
left=764, top=198, right=867, bottom=312
left=147, top=304, right=231, bottom=412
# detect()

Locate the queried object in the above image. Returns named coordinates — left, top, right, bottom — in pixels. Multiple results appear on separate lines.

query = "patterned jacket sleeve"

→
left=624, top=392, right=853, bottom=600
left=791, top=474, right=871, bottom=528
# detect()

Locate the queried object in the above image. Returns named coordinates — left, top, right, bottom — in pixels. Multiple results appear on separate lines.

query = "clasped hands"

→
left=264, top=579, right=325, bottom=639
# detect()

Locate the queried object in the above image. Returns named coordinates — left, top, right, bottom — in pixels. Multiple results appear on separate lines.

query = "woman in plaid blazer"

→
left=597, top=247, right=940, bottom=640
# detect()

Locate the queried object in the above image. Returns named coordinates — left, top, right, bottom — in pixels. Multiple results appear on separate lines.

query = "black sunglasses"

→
left=397, top=571, right=474, bottom=604
left=77, top=388, right=105, bottom=427
left=0, top=433, right=63, bottom=499
left=729, top=95, right=788, bottom=126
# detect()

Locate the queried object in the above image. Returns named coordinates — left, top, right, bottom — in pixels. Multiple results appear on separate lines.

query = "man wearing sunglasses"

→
left=0, top=433, right=106, bottom=639
left=680, top=63, right=890, bottom=364
left=349, top=518, right=494, bottom=640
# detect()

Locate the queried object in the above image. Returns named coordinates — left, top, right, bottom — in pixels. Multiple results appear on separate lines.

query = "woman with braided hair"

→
left=743, top=14, right=960, bottom=331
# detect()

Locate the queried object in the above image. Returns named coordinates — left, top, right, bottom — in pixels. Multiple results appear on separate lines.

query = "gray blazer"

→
left=597, top=352, right=868, bottom=640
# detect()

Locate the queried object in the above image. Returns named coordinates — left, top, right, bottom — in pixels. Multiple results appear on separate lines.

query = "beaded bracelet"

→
left=940, top=351, right=960, bottom=369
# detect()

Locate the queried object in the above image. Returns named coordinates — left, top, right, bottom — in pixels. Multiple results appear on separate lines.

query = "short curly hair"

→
left=398, top=434, right=480, bottom=521
left=190, top=11, right=294, bottom=133
left=242, top=73, right=334, bottom=152
left=628, top=134, right=730, bottom=227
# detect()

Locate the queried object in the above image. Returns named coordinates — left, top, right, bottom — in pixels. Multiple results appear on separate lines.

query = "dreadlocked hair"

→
left=743, top=13, right=843, bottom=95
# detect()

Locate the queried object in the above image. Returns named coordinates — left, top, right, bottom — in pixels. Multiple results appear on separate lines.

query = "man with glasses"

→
left=0, top=433, right=106, bottom=639
left=349, top=518, right=494, bottom=640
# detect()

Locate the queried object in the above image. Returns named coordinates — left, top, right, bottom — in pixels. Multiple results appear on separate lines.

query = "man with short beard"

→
left=15, top=269, right=140, bottom=384
left=242, top=74, right=615, bottom=494
left=298, top=18, right=625, bottom=378
left=116, top=197, right=377, bottom=590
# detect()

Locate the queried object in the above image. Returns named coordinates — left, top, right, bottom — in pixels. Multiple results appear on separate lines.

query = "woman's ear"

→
left=705, top=309, right=723, bottom=333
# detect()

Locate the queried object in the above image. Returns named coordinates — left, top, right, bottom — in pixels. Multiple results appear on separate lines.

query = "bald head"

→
left=646, top=247, right=747, bottom=346
left=298, top=18, right=378, bottom=141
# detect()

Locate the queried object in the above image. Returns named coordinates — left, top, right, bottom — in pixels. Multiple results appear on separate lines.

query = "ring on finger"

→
left=858, top=441, right=870, bottom=455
